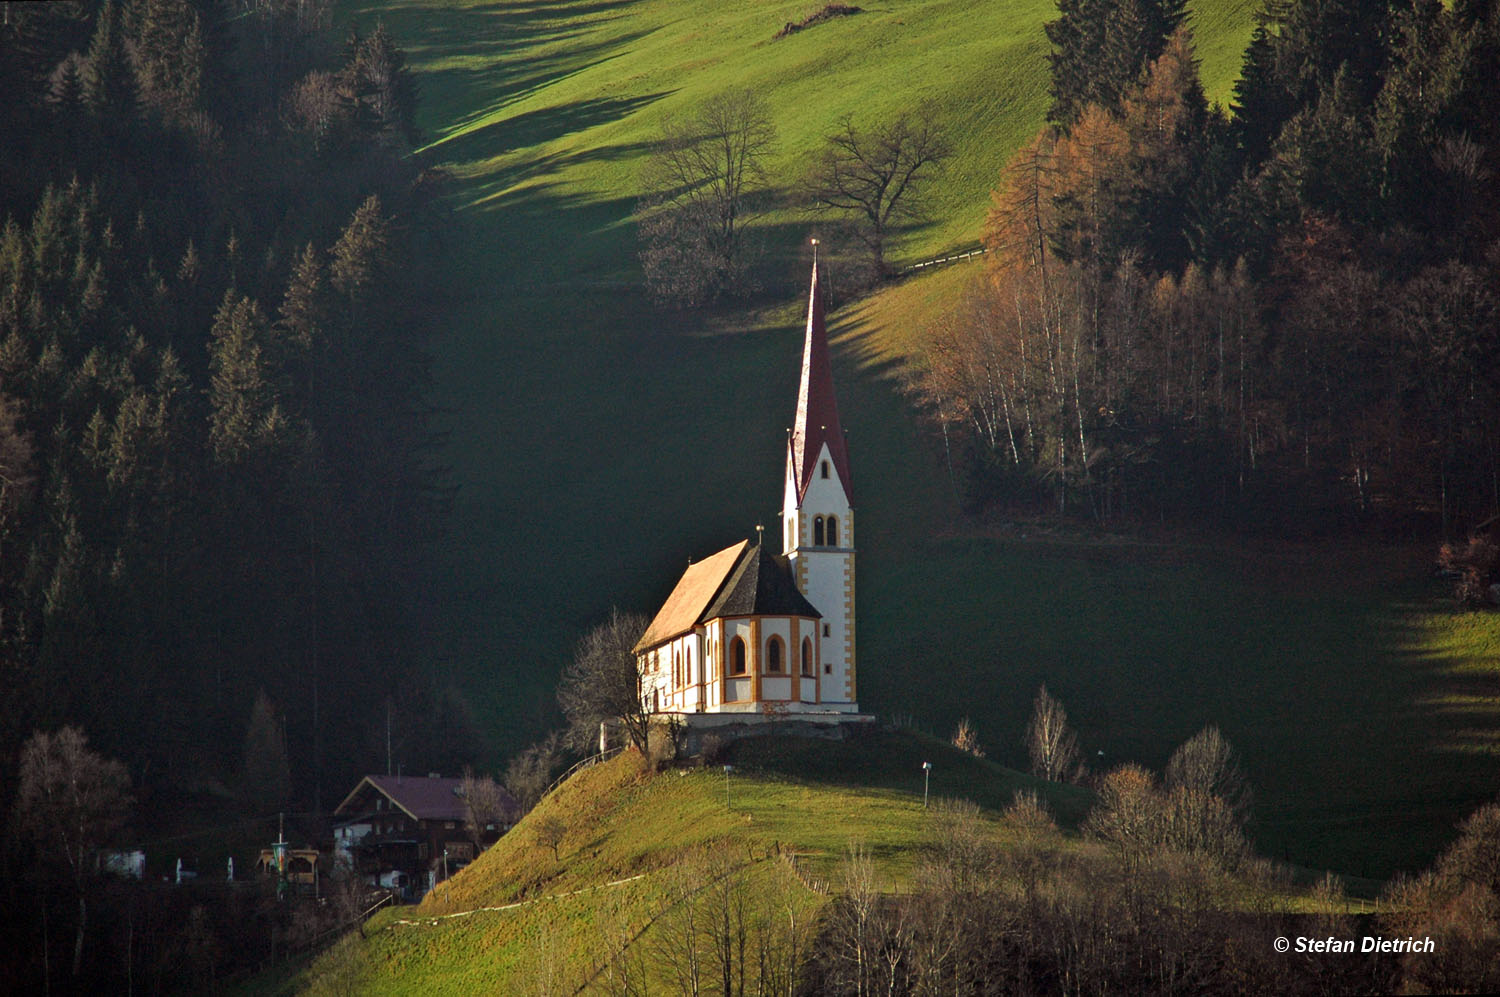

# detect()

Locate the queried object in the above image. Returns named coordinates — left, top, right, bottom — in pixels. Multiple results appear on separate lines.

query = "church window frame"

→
left=827, top=516, right=838, bottom=546
left=766, top=635, right=784, bottom=674
left=801, top=637, right=814, bottom=677
left=730, top=636, right=747, bottom=676
left=821, top=460, right=830, bottom=479
left=814, top=516, right=825, bottom=546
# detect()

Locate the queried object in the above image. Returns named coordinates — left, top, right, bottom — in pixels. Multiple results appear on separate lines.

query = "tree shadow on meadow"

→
left=432, top=91, right=671, bottom=169
left=360, top=0, right=652, bottom=136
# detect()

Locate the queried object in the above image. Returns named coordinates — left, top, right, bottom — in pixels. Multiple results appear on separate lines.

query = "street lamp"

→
left=922, top=761, right=932, bottom=808
left=723, top=764, right=735, bottom=810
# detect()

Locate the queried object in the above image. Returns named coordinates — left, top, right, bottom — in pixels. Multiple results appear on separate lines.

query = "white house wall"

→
left=639, top=611, right=826, bottom=716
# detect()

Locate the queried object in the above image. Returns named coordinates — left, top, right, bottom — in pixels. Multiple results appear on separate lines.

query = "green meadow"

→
left=335, top=0, right=1500, bottom=881
left=272, top=736, right=1344, bottom=994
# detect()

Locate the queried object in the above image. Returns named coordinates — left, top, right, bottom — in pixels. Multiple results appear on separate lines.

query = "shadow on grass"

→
left=723, top=727, right=1094, bottom=827
left=358, top=1, right=654, bottom=138
left=436, top=92, right=671, bottom=170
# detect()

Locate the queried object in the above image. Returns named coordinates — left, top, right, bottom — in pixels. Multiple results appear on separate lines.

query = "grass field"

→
left=333, top=0, right=1500, bottom=882
left=274, top=734, right=1356, bottom=994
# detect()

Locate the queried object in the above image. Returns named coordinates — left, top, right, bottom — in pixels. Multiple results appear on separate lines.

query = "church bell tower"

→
left=782, top=250, right=857, bottom=711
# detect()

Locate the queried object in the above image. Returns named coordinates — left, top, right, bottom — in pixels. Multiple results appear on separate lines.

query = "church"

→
left=634, top=255, right=861, bottom=719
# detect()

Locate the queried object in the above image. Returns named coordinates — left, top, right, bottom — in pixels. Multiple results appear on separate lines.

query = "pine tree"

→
left=344, top=22, right=419, bottom=146
left=208, top=291, right=285, bottom=466
left=242, top=689, right=291, bottom=813
left=330, top=195, right=391, bottom=306
left=133, top=0, right=206, bottom=121
left=1046, top=0, right=1188, bottom=128
left=81, top=0, right=137, bottom=125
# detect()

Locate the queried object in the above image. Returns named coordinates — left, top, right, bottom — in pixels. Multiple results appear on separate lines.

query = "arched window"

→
left=730, top=636, right=747, bottom=676
left=826, top=516, right=838, bottom=546
left=801, top=637, right=813, bottom=676
left=767, top=636, right=784, bottom=674
left=814, top=516, right=825, bottom=545
left=673, top=651, right=680, bottom=687
left=821, top=460, right=830, bottom=479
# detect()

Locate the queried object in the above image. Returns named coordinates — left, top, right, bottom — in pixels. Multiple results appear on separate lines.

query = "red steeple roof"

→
left=788, top=256, right=851, bottom=502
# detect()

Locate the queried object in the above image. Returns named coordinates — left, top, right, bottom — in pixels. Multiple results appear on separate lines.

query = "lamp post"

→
left=922, top=761, right=932, bottom=808
left=724, top=764, right=735, bottom=810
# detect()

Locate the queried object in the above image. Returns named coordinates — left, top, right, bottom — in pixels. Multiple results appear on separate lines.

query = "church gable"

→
left=634, top=540, right=748, bottom=653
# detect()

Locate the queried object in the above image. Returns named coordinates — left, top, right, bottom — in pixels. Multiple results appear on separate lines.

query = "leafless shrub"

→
left=534, top=815, right=567, bottom=862
left=461, top=768, right=514, bottom=846
left=1164, top=725, right=1252, bottom=824
left=503, top=732, right=562, bottom=815
left=950, top=716, right=984, bottom=758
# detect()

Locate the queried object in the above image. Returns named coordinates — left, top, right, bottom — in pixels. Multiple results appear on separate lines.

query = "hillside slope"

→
left=336, top=0, right=1500, bottom=880
left=283, top=733, right=1345, bottom=994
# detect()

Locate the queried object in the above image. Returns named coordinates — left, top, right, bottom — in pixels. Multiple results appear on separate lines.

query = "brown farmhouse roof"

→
left=333, top=774, right=511, bottom=824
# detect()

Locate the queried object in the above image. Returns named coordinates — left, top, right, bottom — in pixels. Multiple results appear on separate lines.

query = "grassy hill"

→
left=337, top=0, right=1500, bottom=881
left=270, top=732, right=1359, bottom=994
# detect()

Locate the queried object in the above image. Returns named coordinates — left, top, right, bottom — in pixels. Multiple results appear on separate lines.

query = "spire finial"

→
left=810, top=237, right=819, bottom=266
left=755, top=524, right=764, bottom=546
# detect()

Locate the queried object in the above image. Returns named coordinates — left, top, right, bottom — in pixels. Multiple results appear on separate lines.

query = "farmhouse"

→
left=332, top=774, right=515, bottom=899
left=635, top=258, right=863, bottom=720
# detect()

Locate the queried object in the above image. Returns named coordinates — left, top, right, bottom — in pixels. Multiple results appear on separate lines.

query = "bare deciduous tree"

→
left=1083, top=763, right=1160, bottom=863
left=460, top=768, right=513, bottom=847
left=14, top=726, right=133, bottom=979
left=502, top=731, right=562, bottom=815
left=1164, top=725, right=1252, bottom=824
left=806, top=110, right=951, bottom=276
left=1026, top=684, right=1081, bottom=783
left=534, top=815, right=567, bottom=862
left=557, top=608, right=650, bottom=753
left=638, top=90, right=776, bottom=307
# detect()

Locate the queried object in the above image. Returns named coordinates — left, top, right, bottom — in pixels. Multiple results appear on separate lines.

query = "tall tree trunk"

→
left=72, top=893, right=86, bottom=979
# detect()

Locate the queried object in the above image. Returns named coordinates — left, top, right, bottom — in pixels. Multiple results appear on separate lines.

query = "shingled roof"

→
left=788, top=258, right=852, bottom=503
left=702, top=542, right=821, bottom=621
left=333, top=774, right=515, bottom=824
left=634, top=541, right=749, bottom=652
left=634, top=539, right=822, bottom=653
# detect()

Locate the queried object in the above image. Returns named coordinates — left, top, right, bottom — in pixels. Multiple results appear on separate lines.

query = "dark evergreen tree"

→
left=81, top=0, right=138, bottom=126
left=1045, top=0, right=1188, bottom=128
left=132, top=0, right=207, bottom=121
left=207, top=291, right=286, bottom=467
left=344, top=22, right=420, bottom=147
